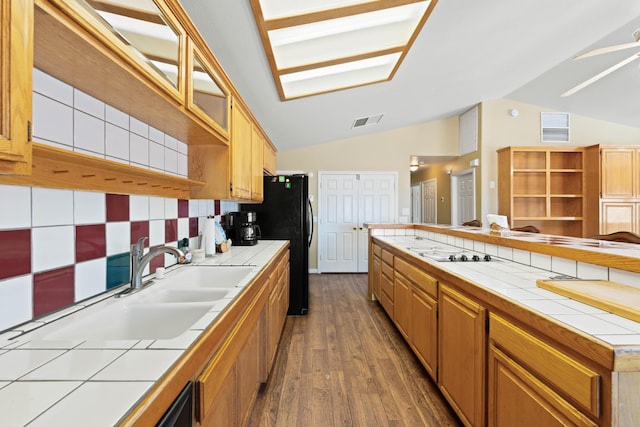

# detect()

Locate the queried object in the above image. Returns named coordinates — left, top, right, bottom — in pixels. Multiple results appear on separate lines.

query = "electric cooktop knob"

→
left=484, top=254, right=492, bottom=262
left=472, top=255, right=480, bottom=262
left=448, top=255, right=457, bottom=262
left=460, top=255, right=468, bottom=262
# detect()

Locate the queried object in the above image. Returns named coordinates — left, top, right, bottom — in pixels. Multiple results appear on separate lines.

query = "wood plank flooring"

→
left=247, top=274, right=462, bottom=427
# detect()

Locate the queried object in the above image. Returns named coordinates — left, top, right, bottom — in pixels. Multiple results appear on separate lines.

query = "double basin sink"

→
left=28, top=265, right=256, bottom=341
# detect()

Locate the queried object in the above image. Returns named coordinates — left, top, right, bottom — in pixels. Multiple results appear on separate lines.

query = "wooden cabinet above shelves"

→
left=1, top=0, right=277, bottom=200
left=34, top=0, right=229, bottom=148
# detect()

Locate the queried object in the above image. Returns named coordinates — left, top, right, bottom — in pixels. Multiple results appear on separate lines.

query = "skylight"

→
left=250, top=0, right=438, bottom=101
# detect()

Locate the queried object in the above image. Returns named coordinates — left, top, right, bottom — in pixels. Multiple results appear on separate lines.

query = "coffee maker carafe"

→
left=225, top=212, right=260, bottom=246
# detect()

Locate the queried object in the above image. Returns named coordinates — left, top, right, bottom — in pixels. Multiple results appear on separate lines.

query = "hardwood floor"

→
left=247, top=274, right=462, bottom=427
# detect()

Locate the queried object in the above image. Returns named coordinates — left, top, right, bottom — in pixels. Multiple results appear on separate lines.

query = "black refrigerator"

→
left=241, top=175, right=312, bottom=315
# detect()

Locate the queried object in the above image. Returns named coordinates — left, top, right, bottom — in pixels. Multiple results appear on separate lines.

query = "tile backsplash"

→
left=32, top=68, right=187, bottom=175
left=0, top=186, right=226, bottom=331
left=0, top=69, right=237, bottom=331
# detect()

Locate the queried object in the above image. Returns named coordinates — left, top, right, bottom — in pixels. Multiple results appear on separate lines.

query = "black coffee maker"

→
left=224, top=211, right=261, bottom=246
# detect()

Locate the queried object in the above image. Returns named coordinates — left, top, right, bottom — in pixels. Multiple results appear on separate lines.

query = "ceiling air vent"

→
left=541, top=112, right=570, bottom=143
left=352, top=114, right=383, bottom=129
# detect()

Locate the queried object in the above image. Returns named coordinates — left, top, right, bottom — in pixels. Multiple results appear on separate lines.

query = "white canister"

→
left=203, top=218, right=216, bottom=256
left=192, top=248, right=205, bottom=263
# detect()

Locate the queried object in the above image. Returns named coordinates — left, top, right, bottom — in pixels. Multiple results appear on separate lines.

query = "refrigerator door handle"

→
left=307, top=198, right=314, bottom=248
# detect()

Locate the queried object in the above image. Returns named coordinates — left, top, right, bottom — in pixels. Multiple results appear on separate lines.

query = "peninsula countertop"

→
left=369, top=225, right=640, bottom=370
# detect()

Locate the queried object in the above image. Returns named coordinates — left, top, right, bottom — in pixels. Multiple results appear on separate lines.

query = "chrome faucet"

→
left=122, top=237, right=184, bottom=295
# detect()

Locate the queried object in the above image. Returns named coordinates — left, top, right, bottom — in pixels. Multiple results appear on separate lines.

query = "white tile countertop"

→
left=0, top=240, right=288, bottom=426
left=374, top=231, right=640, bottom=349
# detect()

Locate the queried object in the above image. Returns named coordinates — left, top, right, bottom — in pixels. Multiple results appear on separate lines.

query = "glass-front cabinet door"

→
left=0, top=0, right=33, bottom=175
left=189, top=45, right=229, bottom=135
left=76, top=0, right=184, bottom=97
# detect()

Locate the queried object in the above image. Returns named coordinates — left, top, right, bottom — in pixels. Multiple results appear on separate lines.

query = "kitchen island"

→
left=0, top=240, right=289, bottom=426
left=368, top=223, right=640, bottom=427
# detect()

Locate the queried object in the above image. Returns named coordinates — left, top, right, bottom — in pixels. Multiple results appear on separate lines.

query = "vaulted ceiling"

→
left=179, top=0, right=640, bottom=151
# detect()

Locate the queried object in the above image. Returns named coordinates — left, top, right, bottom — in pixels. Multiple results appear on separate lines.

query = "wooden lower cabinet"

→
left=438, top=284, right=486, bottom=427
left=237, top=324, right=261, bottom=426
left=266, top=254, right=289, bottom=377
left=200, top=363, right=236, bottom=427
left=197, top=250, right=289, bottom=426
left=393, top=273, right=413, bottom=340
left=411, top=287, right=437, bottom=381
left=488, top=313, right=600, bottom=427
left=371, top=243, right=382, bottom=301
left=380, top=250, right=394, bottom=317
left=393, top=256, right=439, bottom=381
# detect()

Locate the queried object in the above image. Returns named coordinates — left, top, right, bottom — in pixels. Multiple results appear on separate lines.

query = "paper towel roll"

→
left=203, top=218, right=216, bottom=256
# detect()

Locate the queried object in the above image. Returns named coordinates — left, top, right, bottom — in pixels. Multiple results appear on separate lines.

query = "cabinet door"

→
left=412, top=289, right=438, bottom=381
left=439, top=284, right=486, bottom=427
left=393, top=273, right=412, bottom=341
left=251, top=124, right=264, bottom=201
left=601, top=202, right=636, bottom=234
left=601, top=148, right=636, bottom=199
left=488, top=344, right=597, bottom=427
left=200, top=364, right=237, bottom=427
left=264, top=141, right=276, bottom=175
left=198, top=352, right=237, bottom=426
left=230, top=100, right=252, bottom=199
left=237, top=324, right=260, bottom=426
left=0, top=0, right=33, bottom=175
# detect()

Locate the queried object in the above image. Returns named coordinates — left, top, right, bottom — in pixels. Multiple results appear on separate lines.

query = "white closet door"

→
left=357, top=173, right=396, bottom=272
left=319, top=173, right=359, bottom=272
left=319, top=172, right=396, bottom=273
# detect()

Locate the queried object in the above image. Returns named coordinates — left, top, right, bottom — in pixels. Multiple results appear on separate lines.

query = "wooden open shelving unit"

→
left=498, top=146, right=586, bottom=237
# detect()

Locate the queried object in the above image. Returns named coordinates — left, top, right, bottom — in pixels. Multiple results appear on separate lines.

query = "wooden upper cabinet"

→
left=188, top=42, right=230, bottom=137
left=0, top=0, right=33, bottom=175
left=33, top=0, right=230, bottom=146
left=230, top=100, right=252, bottom=200
left=600, top=147, right=637, bottom=199
left=251, top=124, right=264, bottom=201
left=263, top=140, right=276, bottom=176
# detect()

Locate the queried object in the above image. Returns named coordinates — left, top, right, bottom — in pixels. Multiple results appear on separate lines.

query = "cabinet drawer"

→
left=490, top=313, right=600, bottom=417
left=381, top=262, right=394, bottom=281
left=381, top=270, right=394, bottom=302
left=381, top=249, right=394, bottom=266
left=372, top=244, right=382, bottom=258
left=395, top=257, right=437, bottom=298
left=379, top=285, right=394, bottom=316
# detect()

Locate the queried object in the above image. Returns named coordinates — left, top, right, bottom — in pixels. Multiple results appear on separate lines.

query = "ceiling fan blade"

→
left=575, top=40, right=640, bottom=59
left=561, top=52, right=640, bottom=97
